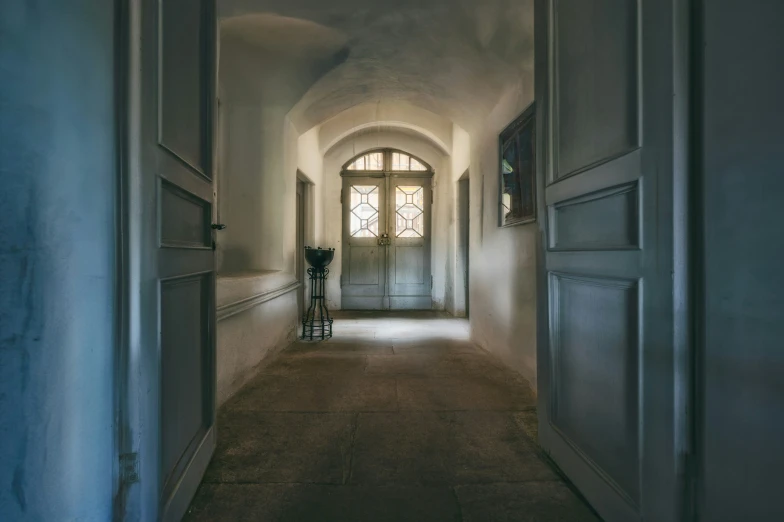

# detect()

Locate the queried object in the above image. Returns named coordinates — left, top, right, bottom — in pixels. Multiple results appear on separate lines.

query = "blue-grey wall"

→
left=0, top=1, right=117, bottom=520
left=698, top=1, right=784, bottom=520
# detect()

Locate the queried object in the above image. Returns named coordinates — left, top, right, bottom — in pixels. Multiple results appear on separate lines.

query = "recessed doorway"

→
left=340, top=149, right=433, bottom=310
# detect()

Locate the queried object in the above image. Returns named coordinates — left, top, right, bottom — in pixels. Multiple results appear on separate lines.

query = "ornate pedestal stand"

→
left=301, top=247, right=334, bottom=340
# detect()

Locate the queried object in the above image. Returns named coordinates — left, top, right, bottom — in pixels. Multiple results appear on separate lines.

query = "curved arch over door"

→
left=341, top=149, right=434, bottom=310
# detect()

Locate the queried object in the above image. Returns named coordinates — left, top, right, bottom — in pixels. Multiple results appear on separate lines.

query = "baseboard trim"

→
left=217, top=281, right=300, bottom=321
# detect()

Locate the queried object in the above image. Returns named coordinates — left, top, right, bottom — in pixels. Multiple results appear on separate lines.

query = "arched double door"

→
left=341, top=150, right=433, bottom=310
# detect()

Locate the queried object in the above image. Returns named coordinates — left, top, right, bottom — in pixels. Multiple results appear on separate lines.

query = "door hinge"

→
left=431, top=191, right=434, bottom=204
left=120, top=453, right=139, bottom=484
left=340, top=189, right=343, bottom=204
left=431, top=275, right=434, bottom=289
left=340, top=274, right=343, bottom=286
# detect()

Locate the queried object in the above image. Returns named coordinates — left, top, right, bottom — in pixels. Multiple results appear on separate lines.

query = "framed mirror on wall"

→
left=499, top=102, right=536, bottom=227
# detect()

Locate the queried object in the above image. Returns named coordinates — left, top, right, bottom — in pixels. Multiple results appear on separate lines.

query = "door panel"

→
left=553, top=0, right=639, bottom=179
left=548, top=182, right=639, bottom=251
left=159, top=0, right=211, bottom=174
left=138, top=0, right=217, bottom=520
left=349, top=247, right=382, bottom=285
left=550, top=273, right=640, bottom=504
left=394, top=246, right=424, bottom=284
left=536, top=1, right=685, bottom=521
left=160, top=179, right=212, bottom=248
left=160, top=273, right=212, bottom=501
left=341, top=177, right=386, bottom=309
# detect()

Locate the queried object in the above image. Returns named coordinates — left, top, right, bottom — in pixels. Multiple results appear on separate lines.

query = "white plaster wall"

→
left=467, top=79, right=538, bottom=387
left=451, top=124, right=472, bottom=179
left=218, top=36, right=302, bottom=274
left=297, top=126, right=325, bottom=245
left=322, top=130, right=453, bottom=311
left=432, top=153, right=456, bottom=312
left=216, top=291, right=297, bottom=405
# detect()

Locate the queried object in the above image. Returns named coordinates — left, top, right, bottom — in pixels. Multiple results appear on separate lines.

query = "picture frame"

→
left=498, top=102, right=536, bottom=227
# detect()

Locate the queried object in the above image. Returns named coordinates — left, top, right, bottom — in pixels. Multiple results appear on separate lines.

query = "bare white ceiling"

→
left=219, top=0, right=534, bottom=132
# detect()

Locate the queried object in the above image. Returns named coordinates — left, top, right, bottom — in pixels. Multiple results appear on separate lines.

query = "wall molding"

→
left=216, top=280, right=300, bottom=321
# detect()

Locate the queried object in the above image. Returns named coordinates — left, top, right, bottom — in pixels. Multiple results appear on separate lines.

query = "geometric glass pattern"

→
left=346, top=152, right=384, bottom=171
left=391, top=152, right=427, bottom=171
left=395, top=186, right=424, bottom=237
left=350, top=185, right=380, bottom=237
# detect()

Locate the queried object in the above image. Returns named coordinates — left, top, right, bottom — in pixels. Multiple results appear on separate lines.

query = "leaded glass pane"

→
left=347, top=156, right=363, bottom=170
left=395, top=186, right=424, bottom=237
left=391, top=152, right=409, bottom=170
left=350, top=185, right=379, bottom=237
left=409, top=157, right=427, bottom=171
left=366, top=152, right=383, bottom=170
left=347, top=152, right=383, bottom=171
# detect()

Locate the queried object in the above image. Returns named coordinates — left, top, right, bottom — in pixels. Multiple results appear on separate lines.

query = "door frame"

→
left=295, top=177, right=307, bottom=320
left=533, top=0, right=695, bottom=520
left=116, top=1, right=219, bottom=519
left=457, top=175, right=470, bottom=317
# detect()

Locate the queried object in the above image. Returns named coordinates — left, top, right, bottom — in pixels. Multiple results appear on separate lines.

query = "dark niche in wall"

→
left=499, top=103, right=536, bottom=227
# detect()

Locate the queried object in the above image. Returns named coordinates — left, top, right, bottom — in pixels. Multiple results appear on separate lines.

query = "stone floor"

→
left=185, top=312, right=599, bottom=521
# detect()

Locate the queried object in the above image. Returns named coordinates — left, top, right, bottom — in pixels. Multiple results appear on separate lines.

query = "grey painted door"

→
left=387, top=176, right=432, bottom=310
left=341, top=176, right=388, bottom=309
left=138, top=0, right=217, bottom=519
left=535, top=1, right=688, bottom=521
left=341, top=173, right=433, bottom=310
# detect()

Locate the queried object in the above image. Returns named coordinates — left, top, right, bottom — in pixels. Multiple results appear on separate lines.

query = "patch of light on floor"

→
left=327, top=311, right=470, bottom=343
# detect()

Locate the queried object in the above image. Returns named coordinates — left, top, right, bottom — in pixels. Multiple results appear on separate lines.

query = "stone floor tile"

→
left=445, top=411, right=558, bottom=483
left=455, top=482, right=601, bottom=522
left=203, top=413, right=355, bottom=484
left=350, top=411, right=556, bottom=486
left=223, top=375, right=398, bottom=413
left=396, top=374, right=536, bottom=411
left=261, top=353, right=368, bottom=377
left=185, top=484, right=461, bottom=522
left=287, top=340, right=394, bottom=356
left=349, top=412, right=454, bottom=485
left=513, top=410, right=540, bottom=444
left=391, top=339, right=481, bottom=355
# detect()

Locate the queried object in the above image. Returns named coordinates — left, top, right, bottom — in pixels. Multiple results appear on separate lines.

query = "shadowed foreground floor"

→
left=185, top=312, right=599, bottom=521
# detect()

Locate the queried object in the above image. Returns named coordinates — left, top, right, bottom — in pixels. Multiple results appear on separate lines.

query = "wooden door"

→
left=341, top=176, right=387, bottom=309
left=387, top=176, right=433, bottom=310
left=137, top=0, right=217, bottom=519
left=535, top=1, right=688, bottom=521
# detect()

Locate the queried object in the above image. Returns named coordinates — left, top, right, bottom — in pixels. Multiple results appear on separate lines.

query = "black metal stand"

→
left=302, top=266, right=333, bottom=340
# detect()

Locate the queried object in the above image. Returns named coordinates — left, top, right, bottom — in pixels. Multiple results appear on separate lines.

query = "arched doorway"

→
left=341, top=149, right=433, bottom=309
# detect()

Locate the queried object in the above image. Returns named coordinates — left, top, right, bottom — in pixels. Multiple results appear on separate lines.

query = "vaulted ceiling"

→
left=219, top=0, right=534, bottom=132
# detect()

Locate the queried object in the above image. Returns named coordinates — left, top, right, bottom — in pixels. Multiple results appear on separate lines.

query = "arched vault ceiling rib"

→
left=220, top=0, right=534, bottom=133
left=323, top=122, right=450, bottom=157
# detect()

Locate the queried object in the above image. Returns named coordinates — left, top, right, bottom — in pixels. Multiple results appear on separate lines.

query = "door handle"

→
left=377, top=233, right=391, bottom=246
left=211, top=223, right=226, bottom=230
